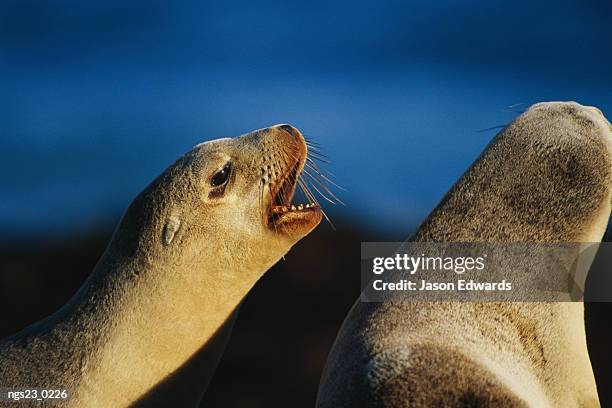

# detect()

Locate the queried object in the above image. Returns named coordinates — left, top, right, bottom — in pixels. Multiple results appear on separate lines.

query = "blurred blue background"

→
left=1, top=0, right=611, bottom=239
left=2, top=3, right=612, bottom=406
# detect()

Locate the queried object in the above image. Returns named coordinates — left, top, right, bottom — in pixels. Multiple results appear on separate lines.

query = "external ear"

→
left=162, top=215, right=181, bottom=245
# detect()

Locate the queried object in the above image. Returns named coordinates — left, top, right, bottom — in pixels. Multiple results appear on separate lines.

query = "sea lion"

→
left=317, top=102, right=612, bottom=407
left=0, top=124, right=323, bottom=407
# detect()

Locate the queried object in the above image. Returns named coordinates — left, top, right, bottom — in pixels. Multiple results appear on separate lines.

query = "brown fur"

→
left=0, top=125, right=321, bottom=407
left=317, top=102, right=612, bottom=408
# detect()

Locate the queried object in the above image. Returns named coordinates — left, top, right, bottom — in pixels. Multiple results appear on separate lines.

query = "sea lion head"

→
left=109, top=124, right=324, bottom=277
left=500, top=101, right=612, bottom=242
left=415, top=101, right=612, bottom=242
left=517, top=102, right=612, bottom=241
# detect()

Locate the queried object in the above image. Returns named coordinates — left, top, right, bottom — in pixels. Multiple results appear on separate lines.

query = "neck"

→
left=22, top=237, right=272, bottom=407
left=407, top=190, right=609, bottom=404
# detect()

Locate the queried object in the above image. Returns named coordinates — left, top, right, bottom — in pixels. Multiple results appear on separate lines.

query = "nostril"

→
left=278, top=124, right=298, bottom=138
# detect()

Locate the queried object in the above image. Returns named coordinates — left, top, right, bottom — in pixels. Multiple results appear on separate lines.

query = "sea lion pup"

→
left=317, top=102, right=612, bottom=407
left=0, top=125, right=323, bottom=407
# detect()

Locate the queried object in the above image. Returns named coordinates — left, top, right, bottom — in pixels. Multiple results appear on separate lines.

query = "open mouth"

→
left=270, top=160, right=318, bottom=213
left=266, top=128, right=323, bottom=236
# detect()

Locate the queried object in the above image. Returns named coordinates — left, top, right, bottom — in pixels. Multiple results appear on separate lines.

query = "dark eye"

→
left=210, top=162, right=232, bottom=187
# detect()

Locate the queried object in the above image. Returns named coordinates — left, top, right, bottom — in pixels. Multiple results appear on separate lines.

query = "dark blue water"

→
left=1, top=0, right=611, bottom=238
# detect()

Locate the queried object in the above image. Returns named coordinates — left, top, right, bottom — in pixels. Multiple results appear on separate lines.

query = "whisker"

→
left=305, top=140, right=322, bottom=148
left=308, top=151, right=332, bottom=162
left=317, top=204, right=336, bottom=230
left=303, top=135, right=321, bottom=145
left=302, top=169, right=345, bottom=205
left=305, top=162, right=346, bottom=191
left=268, top=183, right=279, bottom=234
left=259, top=178, right=264, bottom=220
left=298, top=176, right=335, bottom=229
left=297, top=178, right=320, bottom=207
left=305, top=143, right=324, bottom=151
left=306, top=157, right=336, bottom=179
left=303, top=176, right=342, bottom=206
left=478, top=124, right=508, bottom=133
left=269, top=133, right=342, bottom=229
left=503, top=102, right=526, bottom=114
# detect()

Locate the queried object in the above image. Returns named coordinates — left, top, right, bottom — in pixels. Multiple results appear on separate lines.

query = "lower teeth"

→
left=272, top=203, right=317, bottom=213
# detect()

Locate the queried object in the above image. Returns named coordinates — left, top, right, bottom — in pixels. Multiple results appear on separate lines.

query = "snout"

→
left=529, top=101, right=612, bottom=143
left=276, top=124, right=301, bottom=139
left=243, top=124, right=323, bottom=237
left=584, top=105, right=612, bottom=147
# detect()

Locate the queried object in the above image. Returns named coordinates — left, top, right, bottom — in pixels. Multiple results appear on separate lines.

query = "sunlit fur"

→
left=317, top=102, right=612, bottom=408
left=0, top=125, right=325, bottom=407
